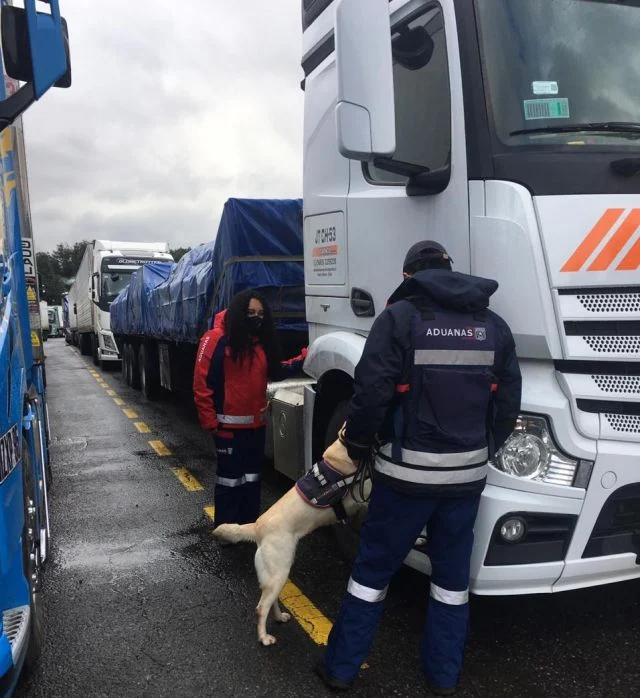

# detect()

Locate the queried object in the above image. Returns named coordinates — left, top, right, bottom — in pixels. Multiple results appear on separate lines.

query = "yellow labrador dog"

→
left=213, top=437, right=369, bottom=646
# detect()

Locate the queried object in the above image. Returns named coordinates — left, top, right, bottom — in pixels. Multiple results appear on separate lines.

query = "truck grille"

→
left=583, top=335, right=640, bottom=354
left=604, top=413, right=640, bottom=434
left=591, top=374, right=640, bottom=395
left=576, top=291, right=640, bottom=314
left=556, top=286, right=640, bottom=443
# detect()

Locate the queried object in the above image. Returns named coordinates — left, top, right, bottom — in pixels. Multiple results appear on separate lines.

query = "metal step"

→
left=3, top=606, right=30, bottom=664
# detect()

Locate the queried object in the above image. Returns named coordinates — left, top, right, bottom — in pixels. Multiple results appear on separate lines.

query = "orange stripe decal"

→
left=617, top=236, right=640, bottom=271
left=560, top=208, right=624, bottom=272
left=587, top=208, right=640, bottom=272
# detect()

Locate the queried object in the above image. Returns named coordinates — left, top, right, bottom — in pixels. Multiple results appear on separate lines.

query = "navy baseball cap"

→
left=403, top=240, right=452, bottom=272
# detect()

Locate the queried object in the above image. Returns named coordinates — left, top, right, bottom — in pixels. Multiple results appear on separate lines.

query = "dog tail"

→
left=213, top=522, right=257, bottom=545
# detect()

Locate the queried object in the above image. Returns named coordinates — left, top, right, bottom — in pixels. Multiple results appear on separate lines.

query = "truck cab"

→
left=301, top=0, right=640, bottom=594
left=72, top=240, right=174, bottom=366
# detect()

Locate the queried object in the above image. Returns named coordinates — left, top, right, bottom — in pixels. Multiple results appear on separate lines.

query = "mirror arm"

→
left=0, top=82, right=35, bottom=131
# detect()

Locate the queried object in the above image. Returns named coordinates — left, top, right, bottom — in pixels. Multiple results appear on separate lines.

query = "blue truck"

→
left=0, top=2, right=71, bottom=695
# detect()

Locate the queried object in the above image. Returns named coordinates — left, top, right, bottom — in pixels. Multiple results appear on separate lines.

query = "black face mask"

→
left=246, top=316, right=263, bottom=335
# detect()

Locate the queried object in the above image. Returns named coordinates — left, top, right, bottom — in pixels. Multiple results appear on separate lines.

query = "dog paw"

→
left=276, top=612, right=291, bottom=624
left=260, top=634, right=277, bottom=646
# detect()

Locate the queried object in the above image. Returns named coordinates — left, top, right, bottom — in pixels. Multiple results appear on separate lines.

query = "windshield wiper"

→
left=510, top=122, right=640, bottom=139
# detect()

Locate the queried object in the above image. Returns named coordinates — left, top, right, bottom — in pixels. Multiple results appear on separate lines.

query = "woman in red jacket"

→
left=193, top=290, right=306, bottom=526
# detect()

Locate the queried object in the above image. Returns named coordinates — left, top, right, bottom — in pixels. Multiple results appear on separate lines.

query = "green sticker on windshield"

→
left=523, top=98, right=570, bottom=120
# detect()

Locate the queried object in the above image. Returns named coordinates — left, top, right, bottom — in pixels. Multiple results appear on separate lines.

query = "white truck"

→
left=39, top=300, right=49, bottom=341
left=281, top=0, right=640, bottom=595
left=69, top=240, right=173, bottom=367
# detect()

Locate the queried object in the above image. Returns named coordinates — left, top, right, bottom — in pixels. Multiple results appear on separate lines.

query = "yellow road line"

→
left=97, top=380, right=107, bottom=386
left=172, top=467, right=204, bottom=492
left=279, top=580, right=334, bottom=646
left=106, top=389, right=116, bottom=397
left=113, top=397, right=125, bottom=406
left=204, top=505, right=215, bottom=521
left=134, top=422, right=151, bottom=434
left=149, top=440, right=172, bottom=456
left=123, top=408, right=139, bottom=419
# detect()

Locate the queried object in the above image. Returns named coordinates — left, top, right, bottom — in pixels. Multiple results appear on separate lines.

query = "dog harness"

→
left=295, top=459, right=355, bottom=523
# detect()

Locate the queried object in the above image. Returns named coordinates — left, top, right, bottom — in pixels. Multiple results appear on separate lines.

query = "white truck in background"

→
left=69, top=240, right=173, bottom=367
left=282, top=0, right=640, bottom=595
left=48, top=305, right=63, bottom=338
left=39, top=300, right=49, bottom=341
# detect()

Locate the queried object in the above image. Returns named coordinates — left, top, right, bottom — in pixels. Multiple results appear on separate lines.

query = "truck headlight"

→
left=493, top=415, right=581, bottom=487
left=101, top=332, right=118, bottom=352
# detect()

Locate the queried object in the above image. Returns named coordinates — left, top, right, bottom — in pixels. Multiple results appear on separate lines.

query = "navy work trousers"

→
left=323, top=479, right=481, bottom=690
left=213, top=427, right=266, bottom=527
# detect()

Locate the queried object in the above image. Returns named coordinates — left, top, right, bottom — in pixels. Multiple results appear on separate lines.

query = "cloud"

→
left=23, top=0, right=304, bottom=253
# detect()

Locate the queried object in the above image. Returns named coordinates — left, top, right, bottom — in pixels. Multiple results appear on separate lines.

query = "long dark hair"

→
left=225, top=289, right=281, bottom=377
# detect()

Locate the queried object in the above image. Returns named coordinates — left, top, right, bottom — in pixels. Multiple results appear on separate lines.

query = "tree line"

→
left=36, top=243, right=191, bottom=305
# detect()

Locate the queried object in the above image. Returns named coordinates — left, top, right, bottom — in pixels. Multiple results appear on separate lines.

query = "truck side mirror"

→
left=334, top=0, right=395, bottom=160
left=2, top=3, right=71, bottom=96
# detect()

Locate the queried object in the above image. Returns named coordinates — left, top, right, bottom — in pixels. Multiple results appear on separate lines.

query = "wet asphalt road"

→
left=14, top=340, right=640, bottom=698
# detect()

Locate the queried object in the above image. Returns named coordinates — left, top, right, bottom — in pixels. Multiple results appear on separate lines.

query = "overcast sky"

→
left=23, top=0, right=304, bottom=253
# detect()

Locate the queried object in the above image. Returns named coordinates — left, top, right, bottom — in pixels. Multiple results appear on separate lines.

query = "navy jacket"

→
left=344, top=269, right=522, bottom=496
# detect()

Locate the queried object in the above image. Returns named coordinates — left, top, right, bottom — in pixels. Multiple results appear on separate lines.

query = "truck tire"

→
left=128, top=344, right=141, bottom=390
left=324, top=400, right=366, bottom=564
left=80, top=334, right=91, bottom=356
left=91, top=335, right=99, bottom=366
left=121, top=344, right=129, bottom=383
left=139, top=344, right=160, bottom=400
left=21, top=438, right=45, bottom=672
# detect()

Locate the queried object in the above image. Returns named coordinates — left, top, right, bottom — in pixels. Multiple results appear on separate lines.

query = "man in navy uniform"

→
left=316, top=240, right=522, bottom=695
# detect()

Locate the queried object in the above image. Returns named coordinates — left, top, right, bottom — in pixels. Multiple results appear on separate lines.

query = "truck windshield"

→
left=101, top=271, right=134, bottom=302
left=476, top=0, right=640, bottom=150
left=100, top=257, right=160, bottom=304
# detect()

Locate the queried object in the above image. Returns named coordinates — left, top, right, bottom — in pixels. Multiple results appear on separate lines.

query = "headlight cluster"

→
left=101, top=332, right=118, bottom=352
left=492, top=415, right=582, bottom=487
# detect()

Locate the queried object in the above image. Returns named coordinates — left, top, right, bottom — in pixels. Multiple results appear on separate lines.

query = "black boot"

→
left=314, top=660, right=353, bottom=692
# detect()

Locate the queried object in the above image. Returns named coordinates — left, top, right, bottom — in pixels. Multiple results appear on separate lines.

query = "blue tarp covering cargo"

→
left=111, top=262, right=175, bottom=336
left=110, top=198, right=305, bottom=342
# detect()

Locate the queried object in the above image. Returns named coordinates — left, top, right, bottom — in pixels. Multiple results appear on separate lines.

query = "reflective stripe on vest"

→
left=215, top=473, right=261, bottom=488
left=217, top=414, right=255, bottom=425
left=414, top=349, right=495, bottom=366
left=430, top=583, right=469, bottom=605
left=379, top=443, right=488, bottom=468
left=375, top=458, right=488, bottom=485
left=347, top=577, right=388, bottom=603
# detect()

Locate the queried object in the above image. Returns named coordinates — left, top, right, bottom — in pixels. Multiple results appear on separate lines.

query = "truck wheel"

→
left=21, top=438, right=45, bottom=672
left=91, top=335, right=99, bottom=366
left=129, top=345, right=141, bottom=390
left=121, top=345, right=129, bottom=383
left=80, top=334, right=90, bottom=356
left=139, top=344, right=160, bottom=400
left=324, top=400, right=366, bottom=564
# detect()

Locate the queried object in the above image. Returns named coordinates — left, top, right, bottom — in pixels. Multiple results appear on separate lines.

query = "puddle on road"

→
left=59, top=537, right=190, bottom=571
left=51, top=437, right=88, bottom=450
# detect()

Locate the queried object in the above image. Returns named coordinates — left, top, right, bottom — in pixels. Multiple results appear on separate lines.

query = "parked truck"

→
left=38, top=301, right=49, bottom=341
left=0, top=1, right=71, bottom=694
left=46, top=305, right=62, bottom=339
left=291, top=0, right=640, bottom=594
left=110, top=198, right=308, bottom=414
left=69, top=240, right=173, bottom=367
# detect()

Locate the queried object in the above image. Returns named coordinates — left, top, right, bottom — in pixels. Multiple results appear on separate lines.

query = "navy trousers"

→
left=323, top=480, right=481, bottom=689
left=213, top=427, right=266, bottom=526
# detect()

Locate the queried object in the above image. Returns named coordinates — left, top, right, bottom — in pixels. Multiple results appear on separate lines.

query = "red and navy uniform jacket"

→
left=193, top=310, right=307, bottom=432
left=343, top=269, right=522, bottom=497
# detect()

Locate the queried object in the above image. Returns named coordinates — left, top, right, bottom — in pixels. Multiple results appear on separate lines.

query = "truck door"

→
left=343, top=1, right=470, bottom=315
